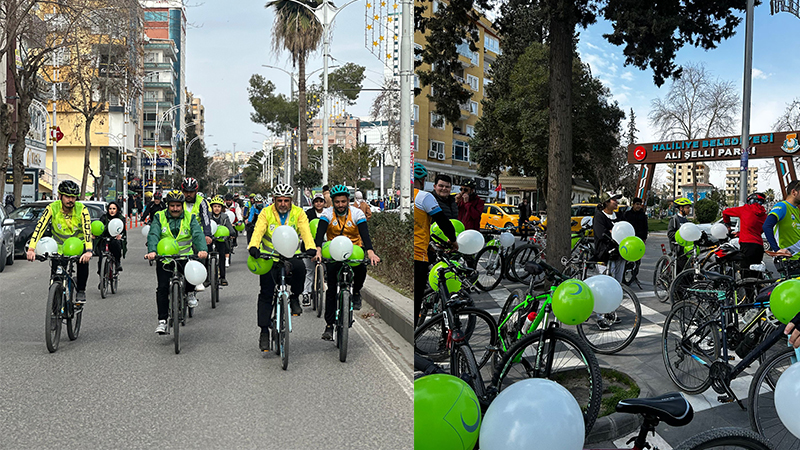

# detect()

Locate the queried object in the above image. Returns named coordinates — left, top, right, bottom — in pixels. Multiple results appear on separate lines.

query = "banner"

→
left=628, top=130, right=800, bottom=164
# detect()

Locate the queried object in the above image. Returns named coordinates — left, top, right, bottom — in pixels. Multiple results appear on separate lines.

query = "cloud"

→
left=620, top=71, right=634, bottom=81
left=752, top=68, right=771, bottom=80
left=585, top=42, right=601, bottom=51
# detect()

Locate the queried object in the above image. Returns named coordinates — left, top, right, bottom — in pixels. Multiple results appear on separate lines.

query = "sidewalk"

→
left=361, top=275, right=413, bottom=343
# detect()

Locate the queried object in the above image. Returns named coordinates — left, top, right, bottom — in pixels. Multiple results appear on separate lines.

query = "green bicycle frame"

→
left=496, top=286, right=558, bottom=352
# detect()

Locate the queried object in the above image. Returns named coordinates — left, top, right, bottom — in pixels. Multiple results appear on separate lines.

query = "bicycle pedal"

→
left=717, top=395, right=735, bottom=403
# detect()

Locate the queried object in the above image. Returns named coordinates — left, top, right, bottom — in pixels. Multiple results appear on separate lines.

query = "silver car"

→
left=0, top=206, right=15, bottom=272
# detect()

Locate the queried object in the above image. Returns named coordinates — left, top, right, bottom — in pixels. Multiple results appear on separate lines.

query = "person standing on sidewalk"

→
left=456, top=180, right=484, bottom=231
left=624, top=197, right=648, bottom=286
left=431, top=174, right=458, bottom=220
left=593, top=193, right=624, bottom=282
left=723, top=192, right=767, bottom=277
left=518, top=197, right=531, bottom=227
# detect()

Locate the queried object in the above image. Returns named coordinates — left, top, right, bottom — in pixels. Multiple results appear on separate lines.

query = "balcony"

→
left=144, top=81, right=176, bottom=92
left=143, top=100, right=174, bottom=109
left=144, top=62, right=174, bottom=71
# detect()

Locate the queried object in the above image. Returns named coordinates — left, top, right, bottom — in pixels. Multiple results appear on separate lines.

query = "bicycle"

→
left=472, top=224, right=518, bottom=291
left=323, top=257, right=374, bottom=362
left=208, top=247, right=220, bottom=309
left=655, top=235, right=721, bottom=302
left=38, top=253, right=83, bottom=353
left=505, top=221, right=548, bottom=285
left=150, top=254, right=199, bottom=354
left=96, top=237, right=119, bottom=299
left=312, top=259, right=325, bottom=318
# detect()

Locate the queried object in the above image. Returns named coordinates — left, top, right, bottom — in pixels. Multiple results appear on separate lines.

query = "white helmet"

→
left=580, top=216, right=593, bottom=228
left=273, top=184, right=294, bottom=198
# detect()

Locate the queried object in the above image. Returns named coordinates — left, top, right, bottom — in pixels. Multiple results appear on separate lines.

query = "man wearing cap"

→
left=456, top=179, right=484, bottom=231
left=301, top=192, right=327, bottom=307
left=624, top=198, right=648, bottom=287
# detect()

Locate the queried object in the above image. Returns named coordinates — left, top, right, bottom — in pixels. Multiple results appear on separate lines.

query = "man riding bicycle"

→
left=247, top=184, right=316, bottom=352
left=26, top=180, right=94, bottom=304
left=224, top=193, right=243, bottom=264
left=313, top=184, right=381, bottom=341
left=142, top=191, right=165, bottom=225
left=246, top=194, right=265, bottom=244
left=723, top=192, right=768, bottom=277
left=145, top=190, right=208, bottom=334
left=764, top=179, right=800, bottom=262
left=208, top=195, right=234, bottom=286
left=667, top=197, right=693, bottom=273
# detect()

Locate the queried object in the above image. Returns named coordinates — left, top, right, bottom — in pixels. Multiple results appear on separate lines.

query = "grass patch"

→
left=599, top=368, right=640, bottom=418
left=370, top=273, right=411, bottom=298
left=648, top=218, right=669, bottom=232
left=367, top=212, right=412, bottom=296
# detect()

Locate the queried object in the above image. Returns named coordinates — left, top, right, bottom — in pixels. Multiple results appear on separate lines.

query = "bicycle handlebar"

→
left=35, top=253, right=80, bottom=263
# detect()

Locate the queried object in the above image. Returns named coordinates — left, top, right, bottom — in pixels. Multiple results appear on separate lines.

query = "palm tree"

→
left=266, top=0, right=323, bottom=170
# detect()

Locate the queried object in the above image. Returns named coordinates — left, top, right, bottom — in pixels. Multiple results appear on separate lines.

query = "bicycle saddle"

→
left=524, top=261, right=543, bottom=276
left=615, top=393, right=694, bottom=427
left=701, top=271, right=735, bottom=284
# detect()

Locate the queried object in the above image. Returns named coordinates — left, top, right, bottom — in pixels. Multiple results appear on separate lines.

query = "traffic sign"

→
left=50, top=126, right=64, bottom=143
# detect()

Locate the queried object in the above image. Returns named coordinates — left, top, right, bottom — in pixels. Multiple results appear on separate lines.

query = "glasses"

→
left=275, top=199, right=291, bottom=204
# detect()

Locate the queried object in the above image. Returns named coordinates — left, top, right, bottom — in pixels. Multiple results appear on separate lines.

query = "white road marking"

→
left=353, top=320, right=413, bottom=401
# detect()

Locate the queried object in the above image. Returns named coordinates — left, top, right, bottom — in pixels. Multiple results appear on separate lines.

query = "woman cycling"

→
left=95, top=201, right=127, bottom=276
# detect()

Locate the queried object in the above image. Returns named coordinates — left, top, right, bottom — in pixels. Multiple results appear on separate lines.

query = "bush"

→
left=367, top=212, right=412, bottom=296
left=695, top=198, right=718, bottom=223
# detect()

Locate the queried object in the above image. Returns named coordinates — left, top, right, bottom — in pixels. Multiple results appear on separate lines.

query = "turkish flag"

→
left=495, top=183, right=503, bottom=192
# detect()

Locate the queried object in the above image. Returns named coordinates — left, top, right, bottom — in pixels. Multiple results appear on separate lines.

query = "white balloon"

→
left=141, top=224, right=151, bottom=237
left=580, top=216, right=593, bottom=228
left=210, top=221, right=218, bottom=236
left=184, top=260, right=207, bottom=286
left=457, top=229, right=484, bottom=255
left=775, top=360, right=800, bottom=439
left=710, top=223, right=728, bottom=240
left=329, top=235, right=354, bottom=261
left=479, top=378, right=584, bottom=450
left=226, top=210, right=235, bottom=223
left=679, top=222, right=702, bottom=242
left=585, top=275, right=623, bottom=314
left=36, top=237, right=58, bottom=255
left=611, top=221, right=636, bottom=243
left=729, top=237, right=740, bottom=249
left=108, top=218, right=124, bottom=237
left=498, top=232, right=515, bottom=248
left=272, top=225, right=299, bottom=258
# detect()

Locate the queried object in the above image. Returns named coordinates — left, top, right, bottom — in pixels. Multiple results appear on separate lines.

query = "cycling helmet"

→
left=330, top=184, right=350, bottom=199
left=673, top=197, right=692, bottom=207
left=164, top=190, right=185, bottom=204
left=153, top=191, right=162, bottom=200
left=254, top=194, right=264, bottom=203
left=224, top=193, right=234, bottom=201
left=249, top=193, right=256, bottom=198
left=273, top=184, right=294, bottom=198
left=413, top=162, right=428, bottom=180
left=747, top=192, right=767, bottom=205
left=58, top=180, right=80, bottom=197
left=208, top=195, right=224, bottom=206
left=180, top=177, right=199, bottom=192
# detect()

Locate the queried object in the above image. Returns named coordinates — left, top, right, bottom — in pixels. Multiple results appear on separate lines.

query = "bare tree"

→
left=773, top=98, right=800, bottom=132
left=370, top=78, right=400, bottom=195
left=649, top=63, right=739, bottom=202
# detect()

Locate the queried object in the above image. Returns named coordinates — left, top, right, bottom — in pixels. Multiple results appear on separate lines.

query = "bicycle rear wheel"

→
left=577, top=285, right=641, bottom=354
left=497, top=289, right=528, bottom=351
left=45, top=283, right=63, bottom=353
left=100, top=257, right=108, bottom=299
left=338, top=290, right=350, bottom=362
left=314, top=264, right=324, bottom=318
left=670, top=269, right=716, bottom=306
left=279, top=293, right=289, bottom=370
left=748, top=347, right=800, bottom=450
left=654, top=255, right=672, bottom=302
left=415, top=307, right=497, bottom=369
left=210, top=256, right=218, bottom=309
left=418, top=288, right=437, bottom=326
left=66, top=285, right=81, bottom=341
left=474, top=245, right=503, bottom=291
left=662, top=300, right=718, bottom=394
left=491, top=327, right=603, bottom=434
left=172, top=281, right=181, bottom=354
left=673, top=427, right=776, bottom=450
left=451, top=343, right=485, bottom=398
left=508, top=244, right=541, bottom=283
left=110, top=258, right=118, bottom=294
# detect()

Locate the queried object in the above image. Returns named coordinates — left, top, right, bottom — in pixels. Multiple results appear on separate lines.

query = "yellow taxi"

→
left=480, top=203, right=541, bottom=230
left=544, top=203, right=630, bottom=234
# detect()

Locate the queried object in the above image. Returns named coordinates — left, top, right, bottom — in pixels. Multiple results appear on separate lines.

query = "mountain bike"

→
left=38, top=254, right=83, bottom=353
left=654, top=237, right=719, bottom=302
left=472, top=224, right=519, bottom=291
left=151, top=254, right=199, bottom=354
left=313, top=260, right=325, bottom=318
left=323, top=257, right=375, bottom=362
left=97, top=237, right=119, bottom=299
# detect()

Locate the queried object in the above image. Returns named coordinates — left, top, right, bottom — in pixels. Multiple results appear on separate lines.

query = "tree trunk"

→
left=12, top=91, right=32, bottom=206
left=81, top=117, right=94, bottom=199
left=0, top=103, right=12, bottom=201
left=298, top=55, right=308, bottom=169
left=545, top=0, right=575, bottom=266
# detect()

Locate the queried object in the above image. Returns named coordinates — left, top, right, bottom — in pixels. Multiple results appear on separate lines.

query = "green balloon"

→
left=321, top=241, right=331, bottom=259
left=770, top=279, right=800, bottom=324
left=234, top=223, right=245, bottom=232
left=310, top=218, right=320, bottom=239
left=62, top=237, right=84, bottom=256
left=348, top=244, right=365, bottom=266
left=414, top=374, right=481, bottom=450
left=156, top=238, right=179, bottom=256
left=619, top=236, right=646, bottom=262
left=431, top=219, right=466, bottom=241
left=551, top=279, right=594, bottom=325
left=214, top=224, right=230, bottom=238
left=247, top=255, right=273, bottom=275
left=428, top=261, right=463, bottom=293
left=451, top=219, right=465, bottom=236
left=91, top=220, right=105, bottom=237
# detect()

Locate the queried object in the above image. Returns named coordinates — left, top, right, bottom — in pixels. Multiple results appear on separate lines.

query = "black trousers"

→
left=209, top=240, right=228, bottom=279
left=325, top=262, right=367, bottom=325
left=739, top=242, right=765, bottom=278
left=257, top=258, right=305, bottom=330
left=52, top=260, right=89, bottom=292
left=155, top=260, right=195, bottom=321
left=414, top=260, right=430, bottom=327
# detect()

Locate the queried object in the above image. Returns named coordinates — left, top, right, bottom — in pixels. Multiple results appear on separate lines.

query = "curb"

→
left=361, top=275, right=413, bottom=344
left=585, top=367, right=654, bottom=444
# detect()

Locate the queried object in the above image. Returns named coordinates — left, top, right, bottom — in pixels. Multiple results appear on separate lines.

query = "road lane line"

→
left=354, top=320, right=413, bottom=400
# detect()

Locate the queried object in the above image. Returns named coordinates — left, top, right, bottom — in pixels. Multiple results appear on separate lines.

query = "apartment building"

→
left=666, top=163, right=710, bottom=198
left=725, top=166, right=759, bottom=202
left=309, top=116, right=360, bottom=150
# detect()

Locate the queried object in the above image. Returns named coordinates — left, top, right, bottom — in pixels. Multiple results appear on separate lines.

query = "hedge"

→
left=367, top=212, right=413, bottom=296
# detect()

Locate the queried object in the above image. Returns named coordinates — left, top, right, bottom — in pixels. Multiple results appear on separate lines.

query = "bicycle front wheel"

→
left=314, top=264, right=324, bottom=318
left=654, top=255, right=672, bottom=302
left=66, top=285, right=81, bottom=341
left=508, top=244, right=542, bottom=283
left=577, top=285, right=641, bottom=354
left=279, top=293, right=289, bottom=370
left=662, top=300, right=718, bottom=394
left=490, top=327, right=603, bottom=434
left=497, top=289, right=528, bottom=351
left=110, top=258, right=118, bottom=294
left=415, top=307, right=498, bottom=369
left=45, top=282, right=63, bottom=353
left=451, top=343, right=485, bottom=399
left=474, top=245, right=503, bottom=291
left=171, top=281, right=181, bottom=354
left=674, top=427, right=776, bottom=450
left=748, top=347, right=800, bottom=450
left=210, top=256, right=218, bottom=309
left=100, top=257, right=109, bottom=299
left=338, top=290, right=350, bottom=363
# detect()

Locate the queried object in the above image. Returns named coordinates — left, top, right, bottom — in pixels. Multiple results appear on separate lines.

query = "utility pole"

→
left=739, top=0, right=755, bottom=206
left=399, top=0, right=413, bottom=214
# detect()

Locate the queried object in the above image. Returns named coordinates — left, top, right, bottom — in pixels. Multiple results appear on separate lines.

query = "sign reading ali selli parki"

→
left=627, top=130, right=800, bottom=164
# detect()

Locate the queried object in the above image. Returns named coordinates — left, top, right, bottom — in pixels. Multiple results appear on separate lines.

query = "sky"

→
left=575, top=4, right=800, bottom=195
left=183, top=0, right=391, bottom=158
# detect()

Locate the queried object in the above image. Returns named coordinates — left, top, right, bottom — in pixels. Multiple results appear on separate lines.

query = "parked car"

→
left=9, top=200, right=107, bottom=258
left=480, top=203, right=541, bottom=230
left=0, top=207, right=15, bottom=272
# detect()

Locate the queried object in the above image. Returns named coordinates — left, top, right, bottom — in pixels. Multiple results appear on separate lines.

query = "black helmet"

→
left=747, top=192, right=767, bottom=205
left=153, top=191, right=163, bottom=200
left=181, top=177, right=199, bottom=192
left=224, top=193, right=234, bottom=201
left=164, top=190, right=185, bottom=204
left=58, top=180, right=80, bottom=197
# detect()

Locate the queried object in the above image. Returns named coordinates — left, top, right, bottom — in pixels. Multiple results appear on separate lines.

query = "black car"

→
left=9, top=200, right=107, bottom=258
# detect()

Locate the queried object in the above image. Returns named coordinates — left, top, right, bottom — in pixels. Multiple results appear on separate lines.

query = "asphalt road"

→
left=1, top=228, right=412, bottom=449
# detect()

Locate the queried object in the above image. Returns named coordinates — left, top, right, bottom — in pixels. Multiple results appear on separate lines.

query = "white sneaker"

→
left=187, top=292, right=198, bottom=308
left=195, top=283, right=205, bottom=292
left=155, top=320, right=168, bottom=334
left=226, top=258, right=230, bottom=268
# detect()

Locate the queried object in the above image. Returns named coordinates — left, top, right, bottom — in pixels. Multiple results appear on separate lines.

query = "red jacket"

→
left=457, top=195, right=485, bottom=231
left=722, top=203, right=767, bottom=245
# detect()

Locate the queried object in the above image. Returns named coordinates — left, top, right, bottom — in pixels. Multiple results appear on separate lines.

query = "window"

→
left=414, top=43, right=423, bottom=62
left=453, top=140, right=469, bottom=162
left=413, top=134, right=419, bottom=152
left=470, top=51, right=480, bottom=66
left=465, top=125, right=475, bottom=137
left=413, top=105, right=419, bottom=123
left=431, top=113, right=445, bottom=130
left=456, top=40, right=474, bottom=61
left=430, top=140, right=445, bottom=160
left=466, top=74, right=479, bottom=91
left=469, top=101, right=479, bottom=115
left=144, top=11, right=170, bottom=21
left=414, top=75, right=420, bottom=89
left=484, top=35, right=500, bottom=54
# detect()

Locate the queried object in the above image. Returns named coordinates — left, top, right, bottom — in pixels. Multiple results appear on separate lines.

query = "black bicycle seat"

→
left=615, top=393, right=693, bottom=427
left=524, top=261, right=543, bottom=276
left=702, top=271, right=735, bottom=284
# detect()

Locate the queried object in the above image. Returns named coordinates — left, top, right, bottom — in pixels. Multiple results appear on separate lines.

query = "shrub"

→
left=695, top=198, right=718, bottom=223
left=367, top=212, right=412, bottom=296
